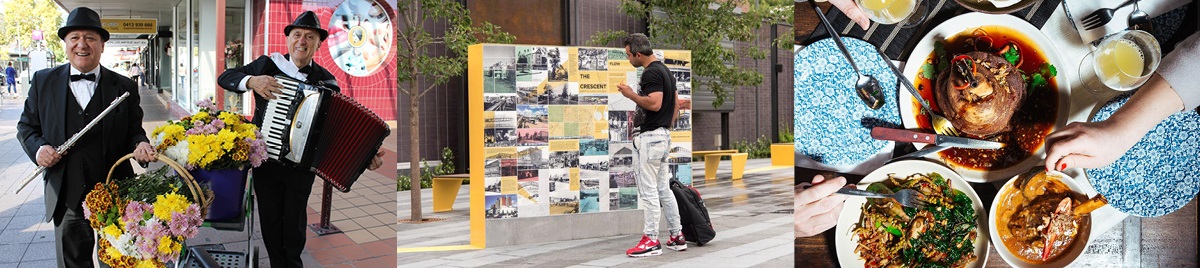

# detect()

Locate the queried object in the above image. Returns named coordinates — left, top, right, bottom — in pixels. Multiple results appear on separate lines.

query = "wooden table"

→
left=794, top=1, right=1200, bottom=267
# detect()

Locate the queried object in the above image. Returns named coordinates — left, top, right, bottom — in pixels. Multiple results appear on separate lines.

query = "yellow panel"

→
left=501, top=176, right=518, bottom=194
left=570, top=168, right=580, bottom=191
left=468, top=44, right=487, bottom=248
left=671, top=131, right=692, bottom=143
left=549, top=140, right=579, bottom=152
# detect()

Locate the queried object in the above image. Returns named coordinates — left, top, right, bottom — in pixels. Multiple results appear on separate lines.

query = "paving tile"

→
left=15, top=259, right=54, bottom=268
left=331, top=244, right=373, bottom=262
left=350, top=215, right=385, bottom=229
left=350, top=255, right=395, bottom=268
left=21, top=242, right=53, bottom=261
left=344, top=229, right=377, bottom=245
left=0, top=244, right=27, bottom=263
left=366, top=225, right=395, bottom=240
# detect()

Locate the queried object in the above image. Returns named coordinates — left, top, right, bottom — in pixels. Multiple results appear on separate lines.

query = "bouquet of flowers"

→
left=84, top=165, right=209, bottom=267
left=151, top=99, right=267, bottom=170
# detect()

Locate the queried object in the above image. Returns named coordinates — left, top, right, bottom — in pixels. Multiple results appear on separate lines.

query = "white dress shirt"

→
left=69, top=66, right=100, bottom=109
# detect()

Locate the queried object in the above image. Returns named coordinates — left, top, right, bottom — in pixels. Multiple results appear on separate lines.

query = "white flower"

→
left=114, top=233, right=141, bottom=259
left=163, top=141, right=190, bottom=164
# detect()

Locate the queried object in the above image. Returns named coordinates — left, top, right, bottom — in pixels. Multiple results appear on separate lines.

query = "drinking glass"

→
left=855, top=0, right=927, bottom=27
left=1079, top=30, right=1161, bottom=97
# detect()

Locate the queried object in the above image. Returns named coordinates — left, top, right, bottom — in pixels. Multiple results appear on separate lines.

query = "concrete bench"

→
left=432, top=174, right=470, bottom=213
left=703, top=152, right=748, bottom=180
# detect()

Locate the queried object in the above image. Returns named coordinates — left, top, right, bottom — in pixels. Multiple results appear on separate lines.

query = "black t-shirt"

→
left=634, top=61, right=677, bottom=132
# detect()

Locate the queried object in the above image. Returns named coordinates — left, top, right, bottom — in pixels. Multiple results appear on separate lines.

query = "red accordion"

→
left=256, top=75, right=390, bottom=192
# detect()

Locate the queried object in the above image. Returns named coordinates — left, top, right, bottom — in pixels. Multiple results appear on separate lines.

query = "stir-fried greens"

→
left=853, top=172, right=979, bottom=267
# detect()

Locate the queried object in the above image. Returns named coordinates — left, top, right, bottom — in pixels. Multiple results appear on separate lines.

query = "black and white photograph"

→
left=580, top=139, right=608, bottom=156
left=579, top=190, right=600, bottom=213
left=486, top=111, right=517, bottom=129
left=517, top=146, right=548, bottom=170
left=549, top=191, right=580, bottom=215
left=579, top=155, right=609, bottom=181
left=578, top=48, right=608, bottom=71
left=517, top=82, right=546, bottom=105
left=674, top=110, right=692, bottom=131
left=670, top=68, right=691, bottom=83
left=609, top=142, right=635, bottom=169
left=609, top=190, right=621, bottom=211
left=485, top=194, right=518, bottom=219
left=610, top=171, right=636, bottom=188
left=676, top=81, right=692, bottom=96
left=502, top=159, right=518, bottom=177
left=608, top=92, right=637, bottom=111
left=544, top=168, right=570, bottom=192
left=484, top=56, right=516, bottom=94
left=618, top=188, right=639, bottom=210
left=517, top=128, right=548, bottom=146
left=484, top=128, right=517, bottom=147
left=520, top=46, right=555, bottom=71
left=517, top=105, right=548, bottom=128
left=544, top=47, right=569, bottom=82
left=578, top=94, right=608, bottom=105
left=485, top=94, right=518, bottom=111
left=549, top=151, right=579, bottom=169
left=485, top=159, right=502, bottom=177
left=484, top=176, right=502, bottom=194
left=608, top=111, right=634, bottom=142
left=669, top=143, right=692, bottom=163
left=580, top=178, right=601, bottom=191
left=517, top=183, right=547, bottom=218
left=545, top=82, right=578, bottom=105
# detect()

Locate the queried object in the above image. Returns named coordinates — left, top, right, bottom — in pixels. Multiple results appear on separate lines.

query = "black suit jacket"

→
left=16, top=64, right=148, bottom=224
left=218, top=54, right=341, bottom=127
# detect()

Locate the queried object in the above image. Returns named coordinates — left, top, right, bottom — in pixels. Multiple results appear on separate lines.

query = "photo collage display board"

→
left=477, top=44, right=693, bottom=219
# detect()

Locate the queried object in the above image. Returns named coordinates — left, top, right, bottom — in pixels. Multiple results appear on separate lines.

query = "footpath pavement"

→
left=0, top=83, right=397, bottom=267
left=396, top=159, right=795, bottom=267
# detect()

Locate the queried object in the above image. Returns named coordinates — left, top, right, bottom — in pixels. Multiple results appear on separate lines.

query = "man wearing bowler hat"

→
left=218, top=11, right=383, bottom=267
left=17, top=7, right=157, bottom=267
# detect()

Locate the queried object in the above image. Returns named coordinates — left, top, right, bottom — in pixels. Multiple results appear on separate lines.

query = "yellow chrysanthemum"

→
left=192, top=111, right=210, bottom=122
left=136, top=259, right=160, bottom=268
left=218, top=112, right=243, bottom=125
left=217, top=129, right=238, bottom=151
left=102, top=224, right=122, bottom=239
left=157, top=236, right=175, bottom=255
left=152, top=192, right=189, bottom=221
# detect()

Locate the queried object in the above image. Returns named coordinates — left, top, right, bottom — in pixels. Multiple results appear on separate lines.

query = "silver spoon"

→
left=809, top=0, right=885, bottom=110
left=1127, top=0, right=1151, bottom=31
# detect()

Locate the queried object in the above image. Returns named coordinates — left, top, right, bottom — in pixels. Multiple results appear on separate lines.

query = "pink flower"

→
left=211, top=119, right=226, bottom=130
left=248, top=137, right=268, bottom=167
left=196, top=99, right=218, bottom=111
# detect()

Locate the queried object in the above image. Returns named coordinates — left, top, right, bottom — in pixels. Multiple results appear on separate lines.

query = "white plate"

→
left=898, top=13, right=1072, bottom=182
left=990, top=170, right=1093, bottom=267
left=834, top=159, right=989, bottom=267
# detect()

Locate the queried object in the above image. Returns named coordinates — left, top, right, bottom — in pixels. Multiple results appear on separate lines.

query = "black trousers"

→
left=253, top=162, right=315, bottom=268
left=54, top=205, right=96, bottom=268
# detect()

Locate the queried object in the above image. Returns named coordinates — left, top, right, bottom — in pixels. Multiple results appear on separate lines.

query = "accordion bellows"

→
left=260, top=75, right=390, bottom=192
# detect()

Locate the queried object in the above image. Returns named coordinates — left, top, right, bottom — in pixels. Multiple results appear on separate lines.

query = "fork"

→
left=1082, top=0, right=1137, bottom=30
left=874, top=47, right=960, bottom=136
left=837, top=188, right=927, bottom=209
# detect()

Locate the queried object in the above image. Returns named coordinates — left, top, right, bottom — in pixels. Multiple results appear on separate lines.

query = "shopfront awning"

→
left=54, top=0, right=177, bottom=38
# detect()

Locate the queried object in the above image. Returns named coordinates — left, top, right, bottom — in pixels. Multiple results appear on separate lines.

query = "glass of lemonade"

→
left=856, top=0, right=924, bottom=26
left=1092, top=30, right=1161, bottom=91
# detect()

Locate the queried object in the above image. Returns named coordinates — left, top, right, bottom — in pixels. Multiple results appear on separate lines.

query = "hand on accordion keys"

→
left=248, top=75, right=285, bottom=100
left=368, top=148, right=384, bottom=171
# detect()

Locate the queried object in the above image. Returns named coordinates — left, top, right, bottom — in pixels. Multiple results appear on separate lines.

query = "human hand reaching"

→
left=795, top=174, right=850, bottom=238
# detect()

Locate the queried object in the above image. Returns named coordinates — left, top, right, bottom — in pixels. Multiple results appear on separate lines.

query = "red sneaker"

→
left=665, top=234, right=687, bottom=251
left=625, top=235, right=662, bottom=257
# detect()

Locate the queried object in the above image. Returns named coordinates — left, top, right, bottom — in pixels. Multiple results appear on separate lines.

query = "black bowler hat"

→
left=284, top=11, right=328, bottom=41
left=58, top=7, right=110, bottom=41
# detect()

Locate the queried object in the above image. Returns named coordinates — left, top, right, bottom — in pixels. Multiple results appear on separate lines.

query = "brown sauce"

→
left=995, top=172, right=1089, bottom=263
left=913, top=26, right=1058, bottom=170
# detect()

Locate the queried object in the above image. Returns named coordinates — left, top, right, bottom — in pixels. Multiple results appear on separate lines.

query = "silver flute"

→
left=14, top=91, right=132, bottom=194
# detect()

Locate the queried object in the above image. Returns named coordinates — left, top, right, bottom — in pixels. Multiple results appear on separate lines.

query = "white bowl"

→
left=989, top=170, right=1092, bottom=268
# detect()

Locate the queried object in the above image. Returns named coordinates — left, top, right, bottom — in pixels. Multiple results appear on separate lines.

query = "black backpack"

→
left=669, top=178, right=715, bottom=245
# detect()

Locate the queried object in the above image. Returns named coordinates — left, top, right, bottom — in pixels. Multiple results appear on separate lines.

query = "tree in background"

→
left=1, top=0, right=64, bottom=61
left=398, top=0, right=514, bottom=221
left=588, top=0, right=793, bottom=107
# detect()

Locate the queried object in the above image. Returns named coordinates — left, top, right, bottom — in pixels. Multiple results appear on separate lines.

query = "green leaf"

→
left=934, top=41, right=948, bottom=73
left=920, top=63, right=935, bottom=80
left=884, top=223, right=904, bottom=237
left=1030, top=73, right=1047, bottom=89
left=1041, top=63, right=1058, bottom=77
left=1003, top=46, right=1020, bottom=65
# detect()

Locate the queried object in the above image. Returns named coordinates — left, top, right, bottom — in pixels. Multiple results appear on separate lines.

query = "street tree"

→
left=588, top=0, right=793, bottom=107
left=398, top=0, right=514, bottom=221
left=1, top=0, right=64, bottom=61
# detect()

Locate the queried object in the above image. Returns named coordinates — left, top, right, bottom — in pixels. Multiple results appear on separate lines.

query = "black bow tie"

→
left=298, top=65, right=313, bottom=74
left=70, top=73, right=95, bottom=82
